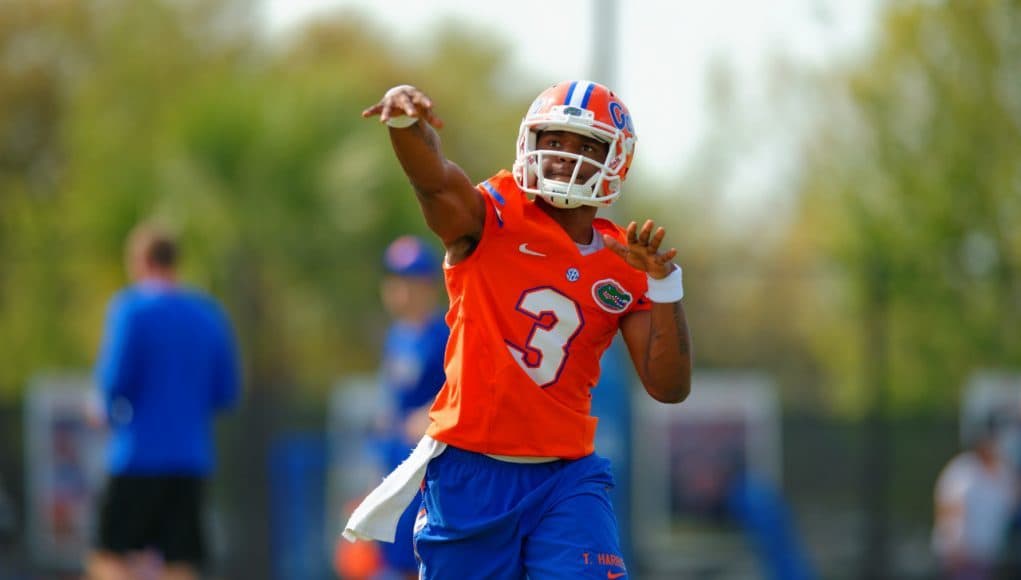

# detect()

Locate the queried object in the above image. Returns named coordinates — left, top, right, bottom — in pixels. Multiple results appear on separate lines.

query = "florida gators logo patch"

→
left=592, top=279, right=632, bottom=313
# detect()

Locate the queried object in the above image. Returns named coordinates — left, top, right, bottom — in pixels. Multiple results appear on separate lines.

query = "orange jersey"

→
left=426, top=170, right=651, bottom=459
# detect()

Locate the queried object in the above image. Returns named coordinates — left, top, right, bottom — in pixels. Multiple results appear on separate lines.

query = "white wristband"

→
left=385, top=115, right=419, bottom=129
left=646, top=265, right=684, bottom=303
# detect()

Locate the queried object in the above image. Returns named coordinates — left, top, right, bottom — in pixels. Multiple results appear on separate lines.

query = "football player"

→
left=344, top=80, right=692, bottom=580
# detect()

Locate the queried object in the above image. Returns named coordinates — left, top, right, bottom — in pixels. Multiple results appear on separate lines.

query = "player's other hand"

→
left=603, top=219, right=678, bottom=279
left=362, top=84, right=444, bottom=129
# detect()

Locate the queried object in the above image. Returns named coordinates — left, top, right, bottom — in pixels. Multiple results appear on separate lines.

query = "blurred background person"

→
left=88, top=222, right=241, bottom=580
left=336, top=235, right=449, bottom=580
left=723, top=452, right=818, bottom=580
left=932, top=413, right=1019, bottom=580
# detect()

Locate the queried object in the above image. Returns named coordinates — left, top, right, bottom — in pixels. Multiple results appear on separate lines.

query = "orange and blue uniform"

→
left=414, top=171, right=647, bottom=579
left=427, top=170, right=650, bottom=459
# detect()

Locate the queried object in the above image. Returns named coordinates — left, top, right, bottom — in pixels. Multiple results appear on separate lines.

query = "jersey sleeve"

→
left=630, top=292, right=653, bottom=314
left=448, top=170, right=521, bottom=274
left=476, top=170, right=520, bottom=231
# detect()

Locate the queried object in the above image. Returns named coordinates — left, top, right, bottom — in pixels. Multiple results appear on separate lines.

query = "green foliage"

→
left=4, top=0, right=1015, bottom=418
left=791, top=0, right=1021, bottom=413
left=0, top=0, right=530, bottom=400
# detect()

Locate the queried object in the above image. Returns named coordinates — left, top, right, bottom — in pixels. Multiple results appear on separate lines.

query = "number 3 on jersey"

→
left=505, top=287, right=584, bottom=387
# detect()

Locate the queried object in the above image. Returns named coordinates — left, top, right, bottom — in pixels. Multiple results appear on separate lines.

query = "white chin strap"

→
left=540, top=193, right=586, bottom=209
left=538, top=179, right=597, bottom=208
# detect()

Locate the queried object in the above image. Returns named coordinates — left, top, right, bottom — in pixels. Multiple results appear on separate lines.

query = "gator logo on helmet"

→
left=591, top=279, right=632, bottom=313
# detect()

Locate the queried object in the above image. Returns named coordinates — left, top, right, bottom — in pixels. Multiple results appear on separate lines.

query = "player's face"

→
left=381, top=275, right=438, bottom=321
left=535, top=130, right=609, bottom=184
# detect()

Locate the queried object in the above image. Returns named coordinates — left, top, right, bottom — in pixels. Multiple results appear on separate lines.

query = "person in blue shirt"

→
left=87, top=222, right=241, bottom=580
left=372, top=235, right=450, bottom=579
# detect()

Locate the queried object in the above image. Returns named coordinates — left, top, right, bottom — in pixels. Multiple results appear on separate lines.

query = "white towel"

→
left=342, top=435, right=447, bottom=543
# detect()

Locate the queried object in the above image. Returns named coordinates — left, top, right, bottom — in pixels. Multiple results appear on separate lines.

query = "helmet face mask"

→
left=513, top=81, right=637, bottom=208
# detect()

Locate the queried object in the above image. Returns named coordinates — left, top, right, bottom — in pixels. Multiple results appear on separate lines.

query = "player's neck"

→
left=536, top=201, right=597, bottom=244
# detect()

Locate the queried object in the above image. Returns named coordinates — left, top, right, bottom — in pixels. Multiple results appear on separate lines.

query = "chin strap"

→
left=539, top=193, right=586, bottom=209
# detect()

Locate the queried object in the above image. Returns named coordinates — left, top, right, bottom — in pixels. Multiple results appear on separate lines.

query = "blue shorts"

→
left=414, top=446, right=628, bottom=579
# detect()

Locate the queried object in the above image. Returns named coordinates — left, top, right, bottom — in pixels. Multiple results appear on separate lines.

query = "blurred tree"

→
left=0, top=1, right=529, bottom=401
left=0, top=9, right=530, bottom=574
left=790, top=0, right=1021, bottom=414
left=0, top=0, right=91, bottom=399
left=624, top=57, right=836, bottom=413
left=5, top=0, right=1015, bottom=422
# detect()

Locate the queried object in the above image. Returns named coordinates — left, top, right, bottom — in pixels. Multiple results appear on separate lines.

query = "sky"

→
left=261, top=0, right=878, bottom=201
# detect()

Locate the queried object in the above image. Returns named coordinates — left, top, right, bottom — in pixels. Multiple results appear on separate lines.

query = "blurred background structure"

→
left=1, top=0, right=1019, bottom=578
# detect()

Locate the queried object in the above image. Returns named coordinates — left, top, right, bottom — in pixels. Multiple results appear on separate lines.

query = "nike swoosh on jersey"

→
left=607, top=572, right=627, bottom=579
left=518, top=243, right=546, bottom=257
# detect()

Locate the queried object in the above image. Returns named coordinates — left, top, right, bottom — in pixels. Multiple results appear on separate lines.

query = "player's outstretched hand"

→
left=603, top=220, right=678, bottom=279
left=362, top=84, right=444, bottom=129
